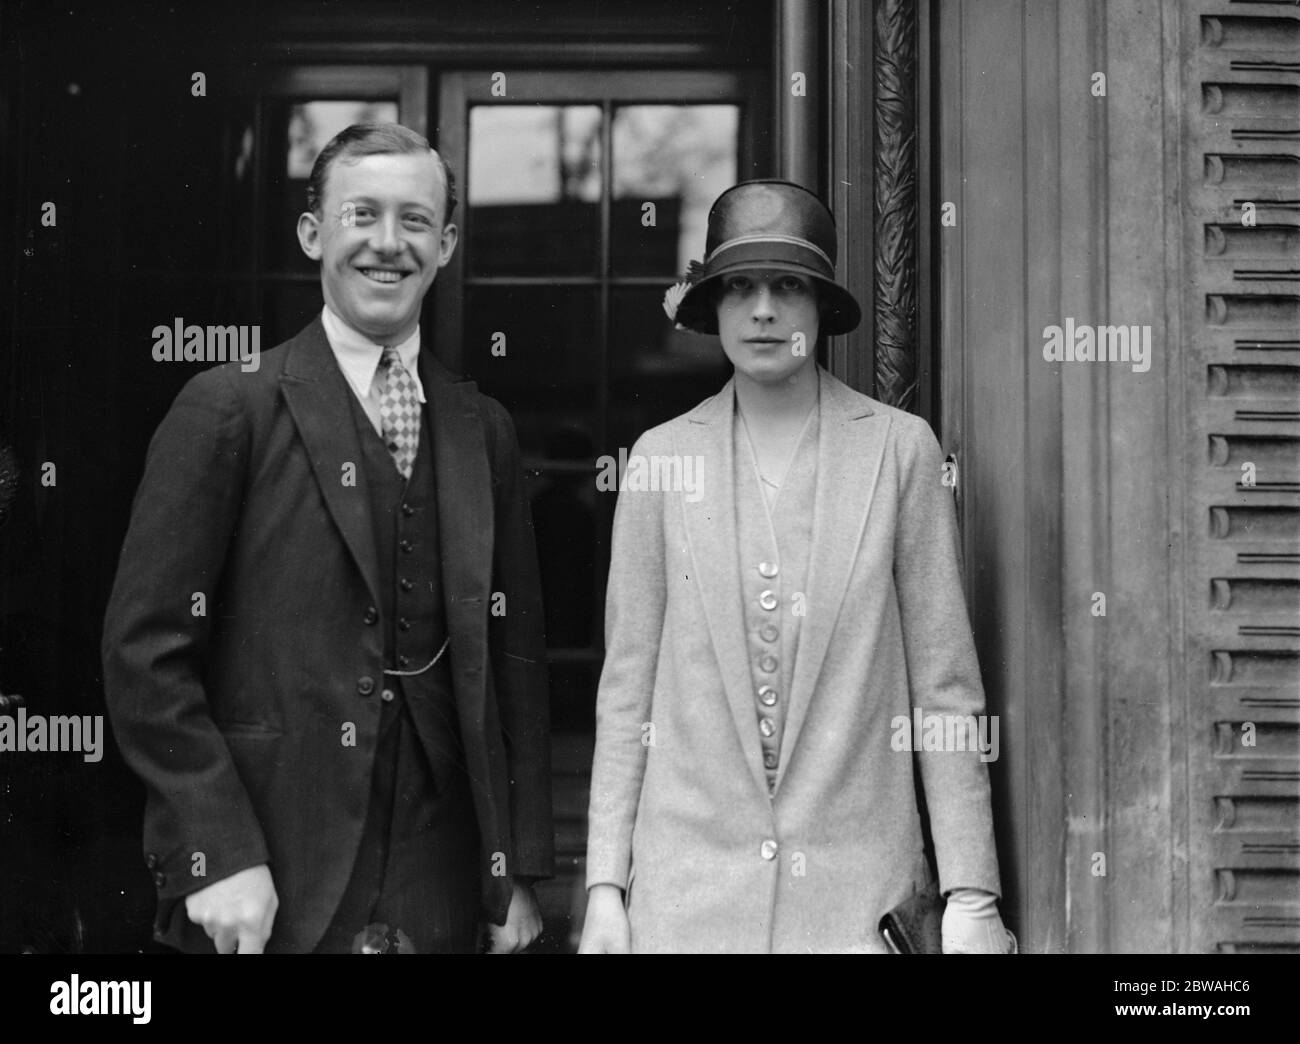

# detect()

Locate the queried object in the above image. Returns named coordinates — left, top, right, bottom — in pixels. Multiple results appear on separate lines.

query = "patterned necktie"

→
left=376, top=346, right=420, bottom=479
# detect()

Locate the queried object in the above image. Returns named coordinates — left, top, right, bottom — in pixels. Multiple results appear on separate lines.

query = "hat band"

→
left=705, top=233, right=834, bottom=271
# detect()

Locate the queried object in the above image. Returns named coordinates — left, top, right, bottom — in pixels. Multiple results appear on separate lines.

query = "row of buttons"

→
left=356, top=677, right=406, bottom=697
left=394, top=508, right=420, bottom=664
left=361, top=505, right=423, bottom=700
left=753, top=563, right=782, bottom=785
left=362, top=606, right=413, bottom=631
left=145, top=852, right=166, bottom=889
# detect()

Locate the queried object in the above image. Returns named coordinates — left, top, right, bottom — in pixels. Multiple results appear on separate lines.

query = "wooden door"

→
left=434, top=68, right=770, bottom=949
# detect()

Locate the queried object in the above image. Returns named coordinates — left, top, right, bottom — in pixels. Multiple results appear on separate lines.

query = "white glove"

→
left=941, top=888, right=1015, bottom=954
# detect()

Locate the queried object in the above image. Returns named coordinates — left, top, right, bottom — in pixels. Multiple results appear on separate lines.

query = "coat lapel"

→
left=279, top=316, right=381, bottom=607
left=419, top=352, right=494, bottom=679
left=777, top=368, right=890, bottom=788
left=678, top=380, right=770, bottom=796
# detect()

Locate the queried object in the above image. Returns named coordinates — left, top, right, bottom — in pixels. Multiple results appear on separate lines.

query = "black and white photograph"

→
left=0, top=0, right=1295, bottom=998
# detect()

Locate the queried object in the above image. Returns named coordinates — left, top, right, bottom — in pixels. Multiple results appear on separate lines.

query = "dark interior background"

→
left=0, top=0, right=771, bottom=953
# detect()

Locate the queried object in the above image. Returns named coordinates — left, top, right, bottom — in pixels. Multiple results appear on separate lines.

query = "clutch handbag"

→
left=878, top=881, right=944, bottom=954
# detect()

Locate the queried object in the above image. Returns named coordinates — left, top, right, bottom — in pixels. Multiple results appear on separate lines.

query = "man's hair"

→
left=305, top=122, right=458, bottom=224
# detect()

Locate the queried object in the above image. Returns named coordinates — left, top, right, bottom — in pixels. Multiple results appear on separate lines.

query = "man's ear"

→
left=297, top=211, right=324, bottom=261
left=436, top=221, right=459, bottom=269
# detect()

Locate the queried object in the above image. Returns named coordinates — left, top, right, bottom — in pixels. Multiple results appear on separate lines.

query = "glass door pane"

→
left=468, top=106, right=602, bottom=277
left=439, top=68, right=765, bottom=951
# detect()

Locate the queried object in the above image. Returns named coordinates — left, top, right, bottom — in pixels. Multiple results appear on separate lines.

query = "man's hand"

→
left=485, top=879, right=542, bottom=954
left=184, top=864, right=278, bottom=954
left=577, top=883, right=631, bottom=954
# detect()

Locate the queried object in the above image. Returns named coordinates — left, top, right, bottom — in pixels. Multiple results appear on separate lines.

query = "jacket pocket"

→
left=214, top=718, right=282, bottom=738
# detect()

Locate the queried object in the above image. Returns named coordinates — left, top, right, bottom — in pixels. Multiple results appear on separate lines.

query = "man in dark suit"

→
left=102, top=123, right=554, bottom=954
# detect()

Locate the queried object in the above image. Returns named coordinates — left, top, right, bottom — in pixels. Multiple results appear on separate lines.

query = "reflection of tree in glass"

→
left=613, top=106, right=738, bottom=274
left=288, top=107, right=318, bottom=177
left=560, top=109, right=601, bottom=202
left=613, top=106, right=737, bottom=199
left=287, top=102, right=400, bottom=180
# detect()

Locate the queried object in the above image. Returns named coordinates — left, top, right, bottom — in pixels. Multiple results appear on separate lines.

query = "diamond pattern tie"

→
left=376, top=347, right=420, bottom=479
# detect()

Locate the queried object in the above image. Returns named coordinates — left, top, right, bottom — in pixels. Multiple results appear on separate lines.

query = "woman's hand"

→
left=577, top=883, right=632, bottom=954
left=941, top=888, right=1015, bottom=953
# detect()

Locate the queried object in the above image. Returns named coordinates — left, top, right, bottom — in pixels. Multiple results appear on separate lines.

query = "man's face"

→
left=715, top=268, right=820, bottom=385
left=296, top=151, right=457, bottom=344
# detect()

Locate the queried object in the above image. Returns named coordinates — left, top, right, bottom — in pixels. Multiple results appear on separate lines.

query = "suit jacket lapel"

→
left=419, top=351, right=493, bottom=684
left=679, top=380, right=770, bottom=796
left=279, top=316, right=382, bottom=608
left=777, top=368, right=890, bottom=788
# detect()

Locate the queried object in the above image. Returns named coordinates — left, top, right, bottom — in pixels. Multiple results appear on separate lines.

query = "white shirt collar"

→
left=320, top=305, right=426, bottom=404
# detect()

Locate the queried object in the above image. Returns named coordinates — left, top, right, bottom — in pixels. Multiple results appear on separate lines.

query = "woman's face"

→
left=715, top=268, right=820, bottom=385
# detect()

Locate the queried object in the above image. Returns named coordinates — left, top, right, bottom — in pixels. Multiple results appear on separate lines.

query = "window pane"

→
left=607, top=287, right=729, bottom=453
left=611, top=105, right=738, bottom=277
left=609, top=287, right=728, bottom=381
left=462, top=286, right=600, bottom=461
left=467, top=106, right=602, bottom=277
left=265, top=99, right=400, bottom=274
left=531, top=473, right=599, bottom=651
left=286, top=101, right=401, bottom=179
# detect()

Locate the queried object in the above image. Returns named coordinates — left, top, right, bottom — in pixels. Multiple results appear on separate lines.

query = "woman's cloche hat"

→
left=663, top=179, right=862, bottom=336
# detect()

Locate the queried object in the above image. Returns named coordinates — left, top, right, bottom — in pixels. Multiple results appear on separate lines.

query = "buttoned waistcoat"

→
left=102, top=316, right=554, bottom=952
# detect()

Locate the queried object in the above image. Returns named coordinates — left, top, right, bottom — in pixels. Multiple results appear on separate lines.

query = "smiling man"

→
left=102, top=123, right=554, bottom=954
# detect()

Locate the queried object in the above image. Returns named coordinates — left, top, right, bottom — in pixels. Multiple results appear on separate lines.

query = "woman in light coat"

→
left=579, top=180, right=1012, bottom=954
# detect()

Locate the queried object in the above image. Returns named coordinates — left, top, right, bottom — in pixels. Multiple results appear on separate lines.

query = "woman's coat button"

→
left=758, top=562, right=778, bottom=578
left=760, top=839, right=779, bottom=860
left=758, top=590, right=778, bottom=611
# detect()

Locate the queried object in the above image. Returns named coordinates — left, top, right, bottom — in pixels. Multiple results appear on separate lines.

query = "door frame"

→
left=432, top=69, right=769, bottom=377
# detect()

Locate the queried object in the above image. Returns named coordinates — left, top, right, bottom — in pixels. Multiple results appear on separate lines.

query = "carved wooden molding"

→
left=873, top=0, right=918, bottom=410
